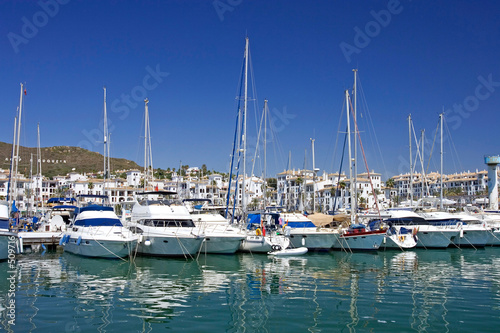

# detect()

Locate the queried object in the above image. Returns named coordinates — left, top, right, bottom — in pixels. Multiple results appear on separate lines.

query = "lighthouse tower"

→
left=485, top=155, right=500, bottom=210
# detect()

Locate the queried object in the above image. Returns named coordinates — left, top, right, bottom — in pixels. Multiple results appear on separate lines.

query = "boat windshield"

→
left=140, top=219, right=196, bottom=228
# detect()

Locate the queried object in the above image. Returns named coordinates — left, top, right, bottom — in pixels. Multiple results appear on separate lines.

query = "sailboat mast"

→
left=421, top=129, right=425, bottom=199
left=37, top=123, right=43, bottom=211
left=311, top=138, right=316, bottom=213
left=7, top=116, right=17, bottom=206
left=408, top=114, right=413, bottom=205
left=144, top=98, right=149, bottom=191
left=353, top=69, right=357, bottom=203
left=263, top=99, right=268, bottom=210
left=440, top=112, right=444, bottom=210
left=103, top=87, right=107, bottom=180
left=13, top=83, right=24, bottom=204
left=346, top=89, right=354, bottom=223
left=242, top=37, right=249, bottom=215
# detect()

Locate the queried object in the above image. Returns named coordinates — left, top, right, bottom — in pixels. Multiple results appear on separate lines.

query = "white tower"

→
left=485, top=155, right=500, bottom=210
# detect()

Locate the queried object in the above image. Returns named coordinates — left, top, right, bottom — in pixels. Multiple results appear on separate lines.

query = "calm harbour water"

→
left=1, top=247, right=500, bottom=332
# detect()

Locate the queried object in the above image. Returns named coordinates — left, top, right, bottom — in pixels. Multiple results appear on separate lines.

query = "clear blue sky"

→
left=1, top=0, right=499, bottom=180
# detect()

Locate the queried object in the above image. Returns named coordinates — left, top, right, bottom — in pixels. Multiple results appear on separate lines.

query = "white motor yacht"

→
left=62, top=195, right=137, bottom=259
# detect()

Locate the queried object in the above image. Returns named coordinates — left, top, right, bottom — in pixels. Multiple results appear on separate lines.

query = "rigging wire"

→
left=356, top=75, right=388, bottom=177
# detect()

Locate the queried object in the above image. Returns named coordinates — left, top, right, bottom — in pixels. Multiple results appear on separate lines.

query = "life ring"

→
left=255, top=228, right=262, bottom=236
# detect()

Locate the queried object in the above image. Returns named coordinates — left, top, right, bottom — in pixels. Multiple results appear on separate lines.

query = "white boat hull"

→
left=136, top=234, right=204, bottom=257
left=415, top=228, right=458, bottom=248
left=268, top=247, right=308, bottom=256
left=288, top=229, right=339, bottom=250
left=200, top=235, right=244, bottom=254
left=451, top=228, right=491, bottom=247
left=239, top=234, right=290, bottom=253
left=381, top=233, right=417, bottom=249
left=64, top=237, right=136, bottom=259
left=335, top=232, right=386, bottom=251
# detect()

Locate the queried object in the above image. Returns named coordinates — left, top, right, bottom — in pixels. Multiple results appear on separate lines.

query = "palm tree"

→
left=385, top=178, right=395, bottom=188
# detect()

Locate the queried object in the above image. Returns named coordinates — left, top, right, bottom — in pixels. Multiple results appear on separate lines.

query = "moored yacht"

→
left=383, top=210, right=458, bottom=249
left=62, top=194, right=137, bottom=259
left=239, top=212, right=290, bottom=253
left=420, top=211, right=491, bottom=248
left=278, top=211, right=339, bottom=250
left=124, top=191, right=204, bottom=257
left=187, top=201, right=245, bottom=254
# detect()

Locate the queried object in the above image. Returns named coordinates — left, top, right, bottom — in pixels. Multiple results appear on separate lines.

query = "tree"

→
left=266, top=178, right=277, bottom=190
left=385, top=178, right=395, bottom=188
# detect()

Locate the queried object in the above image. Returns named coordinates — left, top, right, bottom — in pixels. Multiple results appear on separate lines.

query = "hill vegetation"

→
left=0, top=142, right=141, bottom=179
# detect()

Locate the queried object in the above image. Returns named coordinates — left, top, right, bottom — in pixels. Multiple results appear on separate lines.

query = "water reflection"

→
left=2, top=248, right=500, bottom=332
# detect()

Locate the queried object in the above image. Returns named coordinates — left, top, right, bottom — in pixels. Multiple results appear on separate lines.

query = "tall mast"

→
left=408, top=114, right=413, bottom=205
left=263, top=99, right=268, bottom=210
left=242, top=37, right=249, bottom=215
left=311, top=138, right=316, bottom=213
left=440, top=112, right=444, bottom=210
left=7, top=116, right=17, bottom=206
left=346, top=89, right=354, bottom=223
left=37, top=123, right=43, bottom=211
left=144, top=98, right=149, bottom=191
left=13, top=83, right=24, bottom=204
left=353, top=69, right=357, bottom=203
left=103, top=87, right=108, bottom=181
left=421, top=129, right=425, bottom=199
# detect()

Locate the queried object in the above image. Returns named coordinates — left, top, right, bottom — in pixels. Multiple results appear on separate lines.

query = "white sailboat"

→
left=228, top=38, right=291, bottom=253
left=334, top=72, right=386, bottom=251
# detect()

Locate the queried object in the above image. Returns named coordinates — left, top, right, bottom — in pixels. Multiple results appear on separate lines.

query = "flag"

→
left=155, top=185, right=159, bottom=191
left=24, top=89, right=27, bottom=95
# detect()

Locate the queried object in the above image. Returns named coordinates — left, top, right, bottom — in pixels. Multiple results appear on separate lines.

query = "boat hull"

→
left=136, top=235, right=203, bottom=257
left=64, top=237, right=136, bottom=259
left=268, top=247, right=308, bottom=256
left=415, top=228, right=458, bottom=249
left=200, top=235, right=244, bottom=254
left=381, top=233, right=417, bottom=249
left=239, top=234, right=290, bottom=253
left=288, top=229, right=339, bottom=250
left=0, top=231, right=18, bottom=260
left=451, top=228, right=491, bottom=247
left=335, top=230, right=386, bottom=251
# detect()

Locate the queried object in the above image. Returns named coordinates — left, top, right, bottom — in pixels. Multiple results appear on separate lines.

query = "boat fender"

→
left=65, top=235, right=71, bottom=244
left=144, top=239, right=152, bottom=246
left=59, top=235, right=66, bottom=246
left=76, top=236, right=82, bottom=246
left=255, top=228, right=262, bottom=236
left=302, top=237, right=306, bottom=246
left=138, top=235, right=144, bottom=243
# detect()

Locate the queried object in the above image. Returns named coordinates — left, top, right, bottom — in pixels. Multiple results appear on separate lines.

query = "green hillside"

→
left=0, top=142, right=141, bottom=178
